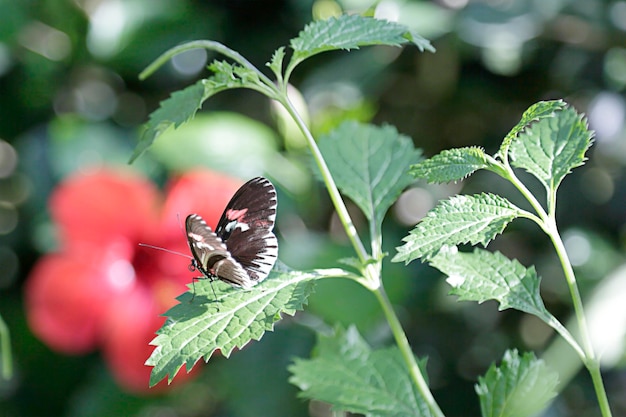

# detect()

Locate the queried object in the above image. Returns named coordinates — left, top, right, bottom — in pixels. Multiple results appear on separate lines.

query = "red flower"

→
left=25, top=168, right=243, bottom=393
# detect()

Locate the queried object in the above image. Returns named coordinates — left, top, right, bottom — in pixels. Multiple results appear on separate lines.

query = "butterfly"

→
left=185, top=176, right=278, bottom=290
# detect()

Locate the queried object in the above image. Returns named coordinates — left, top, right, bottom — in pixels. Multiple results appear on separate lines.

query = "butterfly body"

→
left=185, top=177, right=278, bottom=289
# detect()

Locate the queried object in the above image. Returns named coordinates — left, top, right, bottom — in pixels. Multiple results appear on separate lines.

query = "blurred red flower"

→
left=25, top=168, right=243, bottom=393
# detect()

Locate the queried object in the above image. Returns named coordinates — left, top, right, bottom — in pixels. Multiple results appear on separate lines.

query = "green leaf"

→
left=207, top=60, right=262, bottom=86
left=130, top=60, right=267, bottom=163
left=476, top=349, right=558, bottom=417
left=147, top=268, right=342, bottom=386
left=498, top=100, right=567, bottom=158
left=318, top=121, right=422, bottom=228
left=393, top=193, right=524, bottom=264
left=130, top=79, right=208, bottom=162
left=429, top=248, right=552, bottom=320
left=410, top=146, right=489, bottom=183
left=290, top=14, right=433, bottom=65
left=509, top=105, right=594, bottom=192
left=267, top=46, right=286, bottom=78
left=289, top=326, right=433, bottom=417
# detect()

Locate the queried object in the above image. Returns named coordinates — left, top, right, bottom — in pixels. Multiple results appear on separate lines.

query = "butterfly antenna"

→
left=138, top=243, right=192, bottom=260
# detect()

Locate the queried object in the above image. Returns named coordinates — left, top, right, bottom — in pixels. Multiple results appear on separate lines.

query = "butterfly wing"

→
left=185, top=214, right=250, bottom=287
left=214, top=177, right=278, bottom=284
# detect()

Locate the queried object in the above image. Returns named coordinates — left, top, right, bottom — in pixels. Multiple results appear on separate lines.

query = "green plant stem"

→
left=374, top=287, right=444, bottom=417
left=279, top=84, right=442, bottom=413
left=0, top=313, right=12, bottom=380
left=279, top=83, right=440, bottom=412
left=278, top=96, right=370, bottom=267
left=140, top=41, right=274, bottom=87
left=501, top=158, right=592, bottom=358
left=494, top=157, right=549, bottom=222
left=547, top=225, right=593, bottom=355
left=589, top=361, right=613, bottom=417
left=501, top=157, right=611, bottom=416
left=547, top=224, right=612, bottom=417
left=279, top=84, right=438, bottom=410
left=499, top=163, right=591, bottom=356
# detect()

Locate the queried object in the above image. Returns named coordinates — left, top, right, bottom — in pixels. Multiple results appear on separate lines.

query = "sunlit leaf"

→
left=498, top=100, right=567, bottom=157
left=509, top=105, right=593, bottom=192
left=147, top=269, right=350, bottom=386
left=393, top=193, right=524, bottom=264
left=319, top=122, right=422, bottom=228
left=410, top=146, right=489, bottom=183
left=430, top=248, right=552, bottom=320
left=290, top=14, right=433, bottom=66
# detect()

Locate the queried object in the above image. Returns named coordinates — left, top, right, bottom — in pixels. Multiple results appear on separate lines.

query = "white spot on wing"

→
left=225, top=220, right=250, bottom=233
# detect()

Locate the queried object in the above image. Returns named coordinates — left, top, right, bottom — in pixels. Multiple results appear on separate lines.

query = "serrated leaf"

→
left=509, top=105, right=593, bottom=192
left=290, top=14, right=433, bottom=66
left=393, top=193, right=523, bottom=264
left=476, top=349, right=558, bottom=417
left=267, top=46, right=286, bottom=77
left=130, top=80, right=208, bottom=162
left=130, top=61, right=266, bottom=163
left=289, top=326, right=433, bottom=417
left=146, top=269, right=343, bottom=386
left=410, top=146, right=489, bottom=183
left=498, top=100, right=567, bottom=157
left=207, top=60, right=262, bottom=86
left=429, top=248, right=552, bottom=320
left=318, top=122, right=422, bottom=228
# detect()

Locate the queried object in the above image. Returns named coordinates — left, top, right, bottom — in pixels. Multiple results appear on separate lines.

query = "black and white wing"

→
left=214, top=177, right=278, bottom=285
left=185, top=214, right=250, bottom=287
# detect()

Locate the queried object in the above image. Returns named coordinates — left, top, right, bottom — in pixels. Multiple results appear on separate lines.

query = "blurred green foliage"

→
left=1, top=0, right=625, bottom=416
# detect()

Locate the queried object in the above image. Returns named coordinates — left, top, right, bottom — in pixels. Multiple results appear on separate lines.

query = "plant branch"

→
left=139, top=40, right=277, bottom=89
left=277, top=96, right=370, bottom=266
left=547, top=225, right=612, bottom=416
left=374, top=287, right=444, bottom=417
left=493, top=152, right=612, bottom=416
left=489, top=155, right=549, bottom=222
left=588, top=361, right=613, bottom=417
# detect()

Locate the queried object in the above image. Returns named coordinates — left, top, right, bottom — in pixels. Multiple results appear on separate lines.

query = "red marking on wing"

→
left=225, top=208, right=248, bottom=221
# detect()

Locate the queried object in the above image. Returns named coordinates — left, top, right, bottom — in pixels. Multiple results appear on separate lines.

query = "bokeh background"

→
left=1, top=0, right=626, bottom=416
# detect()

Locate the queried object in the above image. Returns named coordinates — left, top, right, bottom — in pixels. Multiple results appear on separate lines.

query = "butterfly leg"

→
left=189, top=276, right=220, bottom=309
